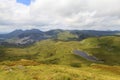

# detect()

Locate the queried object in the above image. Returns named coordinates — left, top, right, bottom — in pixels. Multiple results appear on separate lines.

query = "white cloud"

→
left=0, top=0, right=120, bottom=32
left=0, top=0, right=30, bottom=24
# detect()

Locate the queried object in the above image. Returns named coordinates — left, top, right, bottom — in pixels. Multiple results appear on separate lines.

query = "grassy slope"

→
left=0, top=36, right=120, bottom=80
left=0, top=64, right=120, bottom=80
left=1, top=40, right=91, bottom=66
left=2, top=36, right=120, bottom=65
left=79, top=36, right=120, bottom=65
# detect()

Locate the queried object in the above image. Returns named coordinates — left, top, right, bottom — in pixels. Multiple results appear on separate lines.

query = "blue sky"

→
left=17, top=0, right=31, bottom=5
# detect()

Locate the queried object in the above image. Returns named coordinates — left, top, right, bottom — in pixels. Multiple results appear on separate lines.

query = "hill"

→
left=0, top=36, right=120, bottom=80
left=0, top=36, right=120, bottom=65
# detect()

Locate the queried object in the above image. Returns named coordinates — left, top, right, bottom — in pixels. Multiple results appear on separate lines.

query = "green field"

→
left=0, top=36, right=120, bottom=80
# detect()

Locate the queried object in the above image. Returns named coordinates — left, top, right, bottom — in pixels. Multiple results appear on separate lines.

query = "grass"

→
left=2, top=36, right=120, bottom=65
left=0, top=36, right=120, bottom=80
left=0, top=64, right=120, bottom=80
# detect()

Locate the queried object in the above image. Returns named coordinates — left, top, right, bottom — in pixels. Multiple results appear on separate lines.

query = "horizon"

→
left=0, top=0, right=120, bottom=32
left=0, top=28, right=120, bottom=34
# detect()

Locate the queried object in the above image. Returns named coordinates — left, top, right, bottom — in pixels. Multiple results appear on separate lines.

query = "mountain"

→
left=70, top=30, right=120, bottom=40
left=0, top=29, right=46, bottom=46
left=18, top=29, right=44, bottom=39
left=0, top=29, right=120, bottom=46
left=0, top=30, right=23, bottom=39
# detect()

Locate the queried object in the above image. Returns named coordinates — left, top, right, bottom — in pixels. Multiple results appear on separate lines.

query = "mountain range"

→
left=0, top=29, right=120, bottom=46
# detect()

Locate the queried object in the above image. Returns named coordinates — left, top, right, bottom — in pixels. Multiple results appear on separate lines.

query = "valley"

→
left=0, top=34, right=120, bottom=80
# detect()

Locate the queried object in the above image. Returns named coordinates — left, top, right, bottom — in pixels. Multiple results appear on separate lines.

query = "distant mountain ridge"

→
left=0, top=29, right=120, bottom=46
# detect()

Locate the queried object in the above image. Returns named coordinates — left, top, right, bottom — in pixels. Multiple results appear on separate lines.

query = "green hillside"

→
left=0, top=64, right=120, bottom=80
left=0, top=36, right=120, bottom=80
left=1, top=36, right=120, bottom=65
left=56, top=31, right=78, bottom=41
left=80, top=36, right=120, bottom=65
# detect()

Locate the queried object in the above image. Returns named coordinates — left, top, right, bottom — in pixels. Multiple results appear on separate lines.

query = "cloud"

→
left=0, top=0, right=120, bottom=32
left=0, top=0, right=30, bottom=24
